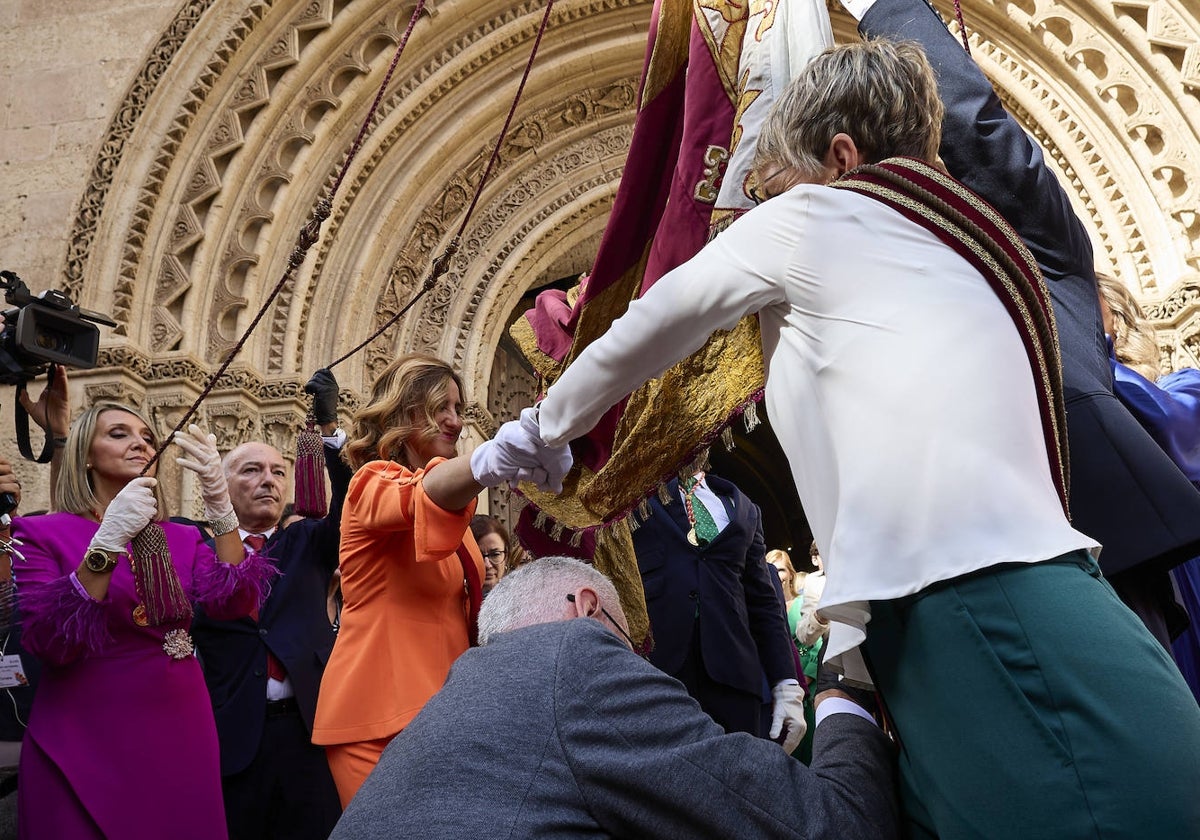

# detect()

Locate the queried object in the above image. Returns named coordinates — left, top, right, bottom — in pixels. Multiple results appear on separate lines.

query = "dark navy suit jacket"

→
left=861, top=0, right=1200, bottom=575
left=631, top=475, right=795, bottom=694
left=192, top=443, right=352, bottom=776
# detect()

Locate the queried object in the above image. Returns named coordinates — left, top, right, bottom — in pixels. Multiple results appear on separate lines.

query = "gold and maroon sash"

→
left=832, top=157, right=1070, bottom=516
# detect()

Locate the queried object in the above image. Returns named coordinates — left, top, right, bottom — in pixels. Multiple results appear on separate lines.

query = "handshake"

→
left=470, top=407, right=572, bottom=493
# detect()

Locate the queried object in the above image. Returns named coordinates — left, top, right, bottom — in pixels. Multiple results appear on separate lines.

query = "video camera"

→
left=0, top=271, right=117, bottom=385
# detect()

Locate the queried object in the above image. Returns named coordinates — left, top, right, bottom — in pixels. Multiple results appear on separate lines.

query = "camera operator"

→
left=15, top=363, right=69, bottom=511
left=0, top=310, right=68, bottom=511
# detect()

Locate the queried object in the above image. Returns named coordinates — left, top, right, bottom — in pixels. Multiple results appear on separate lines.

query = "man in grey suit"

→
left=331, top=557, right=897, bottom=840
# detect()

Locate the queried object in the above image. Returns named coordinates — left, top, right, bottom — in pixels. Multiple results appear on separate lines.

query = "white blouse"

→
left=538, top=185, right=1097, bottom=681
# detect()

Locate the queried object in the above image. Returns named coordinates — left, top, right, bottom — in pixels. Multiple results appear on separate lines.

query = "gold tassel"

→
left=721, top=426, right=735, bottom=450
left=744, top=400, right=760, bottom=432
left=592, top=519, right=650, bottom=646
left=130, top=523, right=193, bottom=626
left=534, top=510, right=549, bottom=531
left=568, top=529, right=584, bottom=548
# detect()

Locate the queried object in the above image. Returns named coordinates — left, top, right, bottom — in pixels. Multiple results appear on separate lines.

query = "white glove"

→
left=770, top=678, right=808, bottom=753
left=174, top=424, right=233, bottom=519
left=470, top=407, right=573, bottom=493
left=89, top=477, right=159, bottom=553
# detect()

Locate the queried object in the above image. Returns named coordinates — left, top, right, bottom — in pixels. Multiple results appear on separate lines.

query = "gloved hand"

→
left=174, top=424, right=234, bottom=519
left=89, top=477, right=159, bottom=553
left=470, top=407, right=573, bottom=493
left=304, top=368, right=339, bottom=425
left=769, top=678, right=808, bottom=753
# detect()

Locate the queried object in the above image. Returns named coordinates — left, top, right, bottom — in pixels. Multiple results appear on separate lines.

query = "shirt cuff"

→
left=841, top=0, right=877, bottom=21
left=814, top=696, right=878, bottom=728
left=322, top=427, right=347, bottom=448
left=69, top=571, right=103, bottom=603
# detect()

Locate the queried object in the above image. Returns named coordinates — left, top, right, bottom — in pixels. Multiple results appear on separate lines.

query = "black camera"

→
left=0, top=271, right=117, bottom=385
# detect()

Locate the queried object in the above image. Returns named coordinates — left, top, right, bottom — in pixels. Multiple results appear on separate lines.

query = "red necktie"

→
left=244, top=535, right=287, bottom=682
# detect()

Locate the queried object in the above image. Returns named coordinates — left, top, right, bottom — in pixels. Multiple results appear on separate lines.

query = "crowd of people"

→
left=4, top=0, right=1200, bottom=837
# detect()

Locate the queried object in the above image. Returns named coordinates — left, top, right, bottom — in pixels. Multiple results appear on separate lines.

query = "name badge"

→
left=0, top=654, right=27, bottom=689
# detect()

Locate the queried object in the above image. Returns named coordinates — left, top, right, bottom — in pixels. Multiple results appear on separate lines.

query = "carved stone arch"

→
left=27, top=0, right=1200, bottom=523
left=834, top=0, right=1200, bottom=347
left=67, top=0, right=647, bottom=378
left=292, top=19, right=647, bottom=392
left=948, top=0, right=1200, bottom=352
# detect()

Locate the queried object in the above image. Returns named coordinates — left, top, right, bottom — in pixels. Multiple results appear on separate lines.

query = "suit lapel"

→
left=652, top=480, right=692, bottom=539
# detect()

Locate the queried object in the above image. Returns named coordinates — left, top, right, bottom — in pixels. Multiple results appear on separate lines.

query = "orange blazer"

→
left=313, top=458, right=482, bottom=746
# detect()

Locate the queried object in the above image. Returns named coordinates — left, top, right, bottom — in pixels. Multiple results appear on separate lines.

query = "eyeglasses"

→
left=482, top=549, right=507, bottom=564
left=749, top=167, right=787, bottom=205
left=566, top=593, right=643, bottom=655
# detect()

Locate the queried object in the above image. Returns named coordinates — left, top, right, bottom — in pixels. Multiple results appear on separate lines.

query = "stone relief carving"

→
left=46, top=0, right=1200, bottom=524
left=483, top=347, right=539, bottom=535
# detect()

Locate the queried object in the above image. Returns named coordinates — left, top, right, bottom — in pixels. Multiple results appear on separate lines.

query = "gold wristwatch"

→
left=83, top=548, right=119, bottom=574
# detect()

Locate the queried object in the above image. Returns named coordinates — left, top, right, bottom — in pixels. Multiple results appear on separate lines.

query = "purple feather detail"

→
left=191, top=549, right=278, bottom=619
left=20, top=576, right=112, bottom=658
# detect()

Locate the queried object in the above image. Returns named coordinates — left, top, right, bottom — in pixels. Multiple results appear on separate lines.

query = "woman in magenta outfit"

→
left=13, top=403, right=274, bottom=840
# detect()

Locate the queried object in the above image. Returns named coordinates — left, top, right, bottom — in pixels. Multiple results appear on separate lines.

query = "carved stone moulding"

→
left=1144, top=272, right=1200, bottom=370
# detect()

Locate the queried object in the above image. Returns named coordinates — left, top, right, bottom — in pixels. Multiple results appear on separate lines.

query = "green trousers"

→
left=865, top=551, right=1200, bottom=840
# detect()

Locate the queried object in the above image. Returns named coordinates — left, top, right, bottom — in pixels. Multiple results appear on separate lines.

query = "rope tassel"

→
left=130, top=524, right=193, bottom=626
left=293, top=413, right=327, bottom=517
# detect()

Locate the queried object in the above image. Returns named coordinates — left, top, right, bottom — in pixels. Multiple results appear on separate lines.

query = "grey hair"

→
left=754, top=38, right=944, bottom=181
left=478, top=556, right=624, bottom=645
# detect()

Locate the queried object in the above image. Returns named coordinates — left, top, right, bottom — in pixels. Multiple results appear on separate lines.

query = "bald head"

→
left=224, top=441, right=289, bottom=533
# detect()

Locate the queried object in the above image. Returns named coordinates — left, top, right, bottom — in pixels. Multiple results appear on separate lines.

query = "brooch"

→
left=162, top=628, right=195, bottom=660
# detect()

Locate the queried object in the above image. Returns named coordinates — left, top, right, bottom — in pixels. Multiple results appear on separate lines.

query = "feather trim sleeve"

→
left=191, top=548, right=277, bottom=621
left=20, top=573, right=112, bottom=666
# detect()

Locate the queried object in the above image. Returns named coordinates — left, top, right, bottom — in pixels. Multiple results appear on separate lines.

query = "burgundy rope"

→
left=139, top=0, right=429, bottom=474
left=327, top=0, right=558, bottom=371
left=952, top=0, right=971, bottom=54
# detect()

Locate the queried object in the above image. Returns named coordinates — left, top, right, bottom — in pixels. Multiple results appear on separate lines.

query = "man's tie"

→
left=682, top=476, right=719, bottom=547
left=244, top=534, right=287, bottom=682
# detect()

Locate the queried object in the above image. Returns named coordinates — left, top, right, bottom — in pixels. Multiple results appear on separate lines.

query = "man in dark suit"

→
left=331, top=557, right=898, bottom=840
left=192, top=370, right=347, bottom=840
left=632, top=470, right=804, bottom=746
left=856, top=0, right=1200, bottom=649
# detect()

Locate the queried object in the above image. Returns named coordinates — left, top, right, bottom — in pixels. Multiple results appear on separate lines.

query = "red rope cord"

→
left=326, top=0, right=557, bottom=371
left=139, top=0, right=429, bottom=474
left=952, top=0, right=971, bottom=54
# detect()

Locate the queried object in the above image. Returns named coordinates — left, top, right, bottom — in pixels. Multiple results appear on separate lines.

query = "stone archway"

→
left=13, top=0, right=1200, bottom=516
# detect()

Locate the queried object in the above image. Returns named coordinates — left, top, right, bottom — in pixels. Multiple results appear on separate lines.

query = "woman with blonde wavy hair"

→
left=312, top=352, right=570, bottom=805
left=1096, top=272, right=1161, bottom=380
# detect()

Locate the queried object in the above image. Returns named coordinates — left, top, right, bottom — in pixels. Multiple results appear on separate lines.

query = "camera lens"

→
left=34, top=328, right=70, bottom=353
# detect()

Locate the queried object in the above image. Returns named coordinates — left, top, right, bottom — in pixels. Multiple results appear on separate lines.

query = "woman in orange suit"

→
left=312, top=353, right=490, bottom=806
